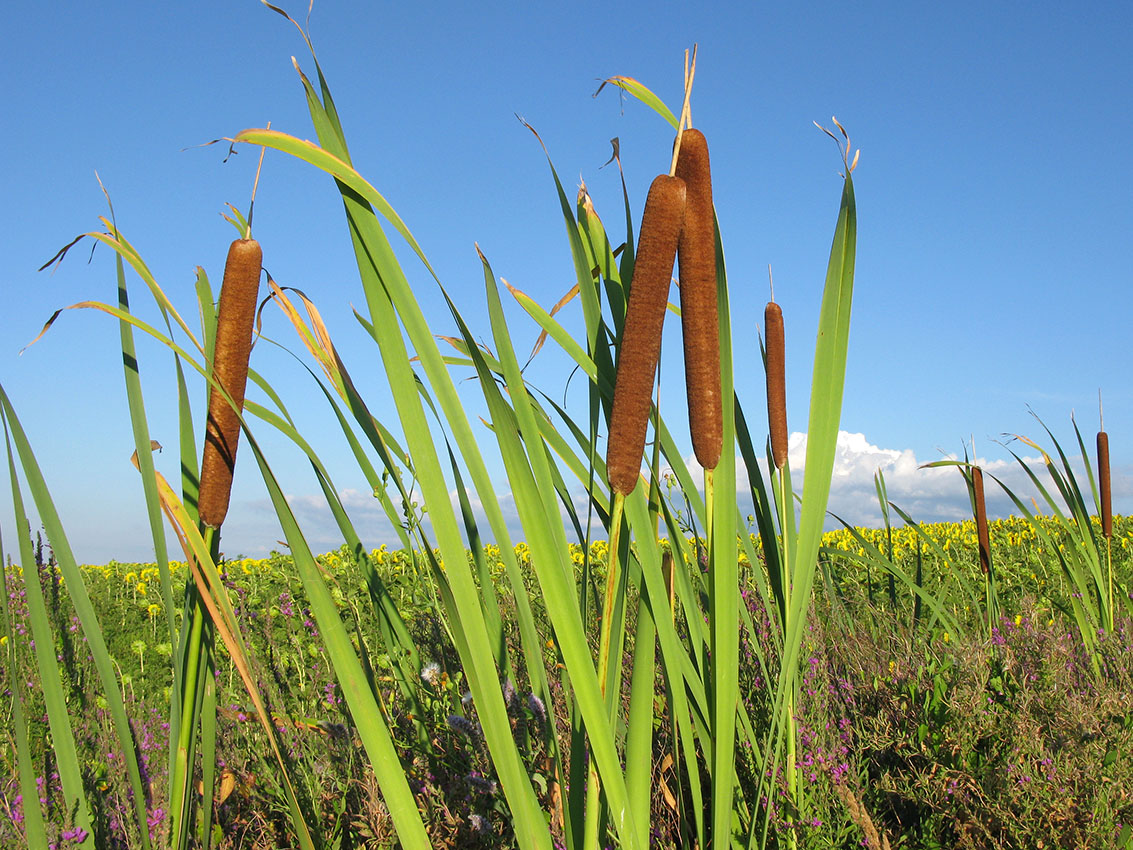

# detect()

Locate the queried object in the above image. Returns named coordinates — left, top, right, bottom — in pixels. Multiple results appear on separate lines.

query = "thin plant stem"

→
left=777, top=467, right=799, bottom=849
left=169, top=524, right=218, bottom=849
left=584, top=490, right=627, bottom=850
left=1106, top=535, right=1114, bottom=633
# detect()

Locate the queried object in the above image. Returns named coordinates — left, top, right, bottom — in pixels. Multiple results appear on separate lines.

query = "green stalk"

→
left=261, top=50, right=565, bottom=845
left=777, top=467, right=799, bottom=846
left=0, top=519, right=49, bottom=848
left=0, top=384, right=155, bottom=850
left=707, top=215, right=740, bottom=849
left=596, top=498, right=627, bottom=704
left=753, top=158, right=856, bottom=849
left=1106, top=536, right=1114, bottom=634
left=583, top=492, right=628, bottom=850
left=169, top=554, right=210, bottom=850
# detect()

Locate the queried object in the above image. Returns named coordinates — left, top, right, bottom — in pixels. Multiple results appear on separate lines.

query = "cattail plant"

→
left=606, top=174, right=685, bottom=495
left=19, top=30, right=864, bottom=848
left=198, top=235, right=262, bottom=527
left=595, top=167, right=685, bottom=849
left=674, top=128, right=721, bottom=472
left=764, top=300, right=787, bottom=469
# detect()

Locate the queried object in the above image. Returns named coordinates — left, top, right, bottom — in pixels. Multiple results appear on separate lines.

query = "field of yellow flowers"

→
left=4, top=513, right=1132, bottom=848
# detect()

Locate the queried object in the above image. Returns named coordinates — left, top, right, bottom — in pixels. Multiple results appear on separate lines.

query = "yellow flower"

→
left=136, top=582, right=147, bottom=596
left=147, top=603, right=162, bottom=617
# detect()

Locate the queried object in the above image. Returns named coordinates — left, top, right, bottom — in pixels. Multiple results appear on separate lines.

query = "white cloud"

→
left=736, top=430, right=1115, bottom=529
left=671, top=429, right=1128, bottom=532
left=219, top=430, right=1129, bottom=558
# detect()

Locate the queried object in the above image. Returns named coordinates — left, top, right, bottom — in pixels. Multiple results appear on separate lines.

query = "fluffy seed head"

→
left=764, top=301, right=788, bottom=469
left=675, top=129, right=722, bottom=472
left=607, top=174, right=686, bottom=496
left=199, top=237, right=262, bottom=528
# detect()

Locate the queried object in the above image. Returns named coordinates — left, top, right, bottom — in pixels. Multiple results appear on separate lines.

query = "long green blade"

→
left=1, top=392, right=95, bottom=847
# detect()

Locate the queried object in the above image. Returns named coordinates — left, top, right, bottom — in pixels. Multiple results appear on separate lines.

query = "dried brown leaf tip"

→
left=815, top=116, right=860, bottom=175
left=607, top=174, right=686, bottom=496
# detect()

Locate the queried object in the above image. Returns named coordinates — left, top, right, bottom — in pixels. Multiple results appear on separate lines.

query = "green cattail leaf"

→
left=286, top=64, right=556, bottom=849
left=758, top=170, right=856, bottom=846
left=237, top=430, right=431, bottom=847
left=472, top=249, right=641, bottom=848
left=706, top=217, right=740, bottom=848
left=235, top=128, right=439, bottom=282
left=595, top=75, right=680, bottom=129
left=0, top=390, right=97, bottom=848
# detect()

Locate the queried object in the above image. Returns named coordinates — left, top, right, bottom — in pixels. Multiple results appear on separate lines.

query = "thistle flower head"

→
left=421, top=662, right=441, bottom=686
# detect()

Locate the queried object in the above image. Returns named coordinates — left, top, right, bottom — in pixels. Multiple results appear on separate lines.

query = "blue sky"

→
left=4, top=1, right=1130, bottom=563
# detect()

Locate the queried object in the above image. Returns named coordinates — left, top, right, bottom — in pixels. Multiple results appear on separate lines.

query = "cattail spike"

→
left=765, top=301, right=788, bottom=469
left=1098, top=430, right=1112, bottom=539
left=199, top=237, right=263, bottom=528
left=607, top=174, right=686, bottom=496
left=674, top=128, right=721, bottom=472
left=972, top=467, right=991, bottom=574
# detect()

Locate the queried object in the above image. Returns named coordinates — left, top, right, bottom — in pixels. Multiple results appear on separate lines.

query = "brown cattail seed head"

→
left=764, top=301, right=788, bottom=469
left=1098, top=431, right=1112, bottom=538
left=674, top=129, right=722, bottom=472
left=607, top=174, right=686, bottom=496
left=972, top=466, right=991, bottom=574
left=199, top=237, right=262, bottom=528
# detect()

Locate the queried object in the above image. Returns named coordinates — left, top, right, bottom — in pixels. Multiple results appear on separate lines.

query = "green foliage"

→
left=4, top=534, right=1131, bottom=847
left=3, top=7, right=1131, bottom=850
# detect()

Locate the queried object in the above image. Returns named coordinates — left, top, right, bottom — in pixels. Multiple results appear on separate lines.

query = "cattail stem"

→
left=584, top=492, right=627, bottom=850
left=765, top=301, right=788, bottom=469
left=773, top=454, right=798, bottom=841
left=596, top=493, right=626, bottom=700
left=199, top=237, right=262, bottom=528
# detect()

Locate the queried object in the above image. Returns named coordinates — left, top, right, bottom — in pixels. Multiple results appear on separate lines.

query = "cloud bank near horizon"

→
left=222, top=430, right=1129, bottom=559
